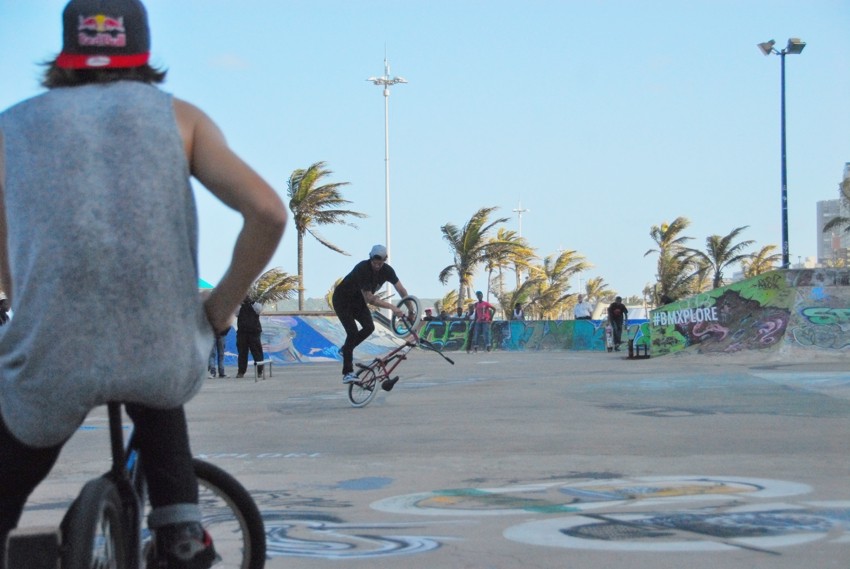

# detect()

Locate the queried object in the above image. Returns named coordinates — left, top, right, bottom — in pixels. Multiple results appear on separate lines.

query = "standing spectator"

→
left=423, top=308, right=435, bottom=321
left=464, top=302, right=476, bottom=353
left=574, top=294, right=593, bottom=320
left=236, top=297, right=264, bottom=378
left=208, top=327, right=230, bottom=378
left=607, top=296, right=629, bottom=351
left=471, top=290, right=496, bottom=353
left=453, top=306, right=465, bottom=320
left=512, top=302, right=525, bottom=321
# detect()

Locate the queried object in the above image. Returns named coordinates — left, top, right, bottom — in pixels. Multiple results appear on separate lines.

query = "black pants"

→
left=0, top=404, right=197, bottom=566
left=333, top=296, right=374, bottom=376
left=611, top=320, right=624, bottom=345
left=236, top=331, right=264, bottom=375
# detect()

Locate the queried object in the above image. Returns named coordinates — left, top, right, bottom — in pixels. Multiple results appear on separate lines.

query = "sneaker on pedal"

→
left=151, top=521, right=217, bottom=569
left=342, top=372, right=358, bottom=384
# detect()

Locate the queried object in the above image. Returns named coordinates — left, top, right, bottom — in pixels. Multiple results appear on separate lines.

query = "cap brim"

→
left=56, top=52, right=150, bottom=69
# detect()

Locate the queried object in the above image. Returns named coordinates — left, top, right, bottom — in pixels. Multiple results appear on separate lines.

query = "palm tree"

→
left=325, top=277, right=342, bottom=311
left=685, top=226, right=755, bottom=289
left=247, top=268, right=300, bottom=308
left=645, top=217, right=694, bottom=304
left=484, top=228, right=535, bottom=300
left=584, top=276, right=614, bottom=304
left=494, top=277, right=543, bottom=320
left=287, top=161, right=366, bottom=310
left=741, top=245, right=782, bottom=278
left=527, top=249, right=590, bottom=319
left=439, top=206, right=509, bottom=310
left=435, top=290, right=460, bottom=317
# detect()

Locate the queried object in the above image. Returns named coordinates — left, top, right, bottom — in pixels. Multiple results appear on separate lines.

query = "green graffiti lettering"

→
left=801, top=307, right=850, bottom=325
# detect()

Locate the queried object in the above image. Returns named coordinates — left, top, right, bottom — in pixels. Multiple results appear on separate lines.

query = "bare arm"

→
left=0, top=133, right=10, bottom=303
left=174, top=98, right=287, bottom=332
left=361, top=289, right=405, bottom=316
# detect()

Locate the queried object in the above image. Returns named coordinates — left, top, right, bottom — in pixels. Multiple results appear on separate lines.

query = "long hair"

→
left=41, top=58, right=167, bottom=88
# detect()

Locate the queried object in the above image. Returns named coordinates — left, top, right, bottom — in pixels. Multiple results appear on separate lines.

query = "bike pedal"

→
left=6, top=526, right=61, bottom=569
left=382, top=377, right=400, bottom=392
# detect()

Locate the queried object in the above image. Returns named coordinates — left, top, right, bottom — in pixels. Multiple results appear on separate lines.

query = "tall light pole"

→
left=758, top=37, right=805, bottom=269
left=512, top=201, right=529, bottom=237
left=367, top=57, right=407, bottom=285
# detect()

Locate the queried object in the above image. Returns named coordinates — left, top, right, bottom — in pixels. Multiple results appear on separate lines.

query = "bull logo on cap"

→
left=77, top=14, right=127, bottom=47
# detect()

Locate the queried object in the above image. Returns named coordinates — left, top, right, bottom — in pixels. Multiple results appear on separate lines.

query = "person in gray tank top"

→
left=0, top=1, right=287, bottom=567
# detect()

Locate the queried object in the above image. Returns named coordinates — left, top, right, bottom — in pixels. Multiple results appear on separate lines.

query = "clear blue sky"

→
left=2, top=1, right=849, bottom=302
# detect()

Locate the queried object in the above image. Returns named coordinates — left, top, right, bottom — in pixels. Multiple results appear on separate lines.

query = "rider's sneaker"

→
left=342, top=372, right=358, bottom=384
left=151, top=521, right=217, bottom=569
left=382, top=377, right=399, bottom=392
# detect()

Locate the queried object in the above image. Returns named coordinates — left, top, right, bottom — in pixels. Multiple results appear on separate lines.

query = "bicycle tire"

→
left=348, top=367, right=379, bottom=408
left=61, top=477, right=130, bottom=569
left=391, top=295, right=421, bottom=337
left=194, top=458, right=266, bottom=569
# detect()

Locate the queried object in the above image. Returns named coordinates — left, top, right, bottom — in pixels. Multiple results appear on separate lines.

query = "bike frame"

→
left=358, top=338, right=418, bottom=384
left=108, top=402, right=145, bottom=568
left=348, top=296, right=455, bottom=407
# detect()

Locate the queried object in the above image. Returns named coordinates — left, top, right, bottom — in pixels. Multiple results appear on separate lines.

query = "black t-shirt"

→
left=334, top=260, right=399, bottom=304
left=607, top=302, right=628, bottom=323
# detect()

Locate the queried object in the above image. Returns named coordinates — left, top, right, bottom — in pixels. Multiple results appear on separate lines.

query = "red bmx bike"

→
left=347, top=296, right=455, bottom=408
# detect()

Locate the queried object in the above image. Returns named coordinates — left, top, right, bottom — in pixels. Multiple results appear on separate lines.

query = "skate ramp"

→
left=648, top=268, right=850, bottom=359
left=217, top=313, right=405, bottom=366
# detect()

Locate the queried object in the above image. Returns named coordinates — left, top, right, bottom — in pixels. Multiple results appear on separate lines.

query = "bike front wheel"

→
left=348, top=367, right=379, bottom=408
left=194, top=459, right=266, bottom=569
left=61, top=477, right=130, bottom=569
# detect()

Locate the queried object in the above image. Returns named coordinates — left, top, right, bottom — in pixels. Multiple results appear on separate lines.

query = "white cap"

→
left=370, top=244, right=388, bottom=260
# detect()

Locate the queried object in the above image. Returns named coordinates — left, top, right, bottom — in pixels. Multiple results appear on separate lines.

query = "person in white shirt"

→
left=574, top=294, right=593, bottom=320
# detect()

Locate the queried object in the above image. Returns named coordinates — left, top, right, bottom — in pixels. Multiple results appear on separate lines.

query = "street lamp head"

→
left=786, top=38, right=806, bottom=55
left=758, top=39, right=776, bottom=56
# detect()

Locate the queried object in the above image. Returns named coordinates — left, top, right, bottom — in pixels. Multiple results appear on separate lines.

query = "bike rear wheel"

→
left=137, top=459, right=265, bottom=569
left=194, top=459, right=266, bottom=569
left=348, top=367, right=379, bottom=407
left=61, top=477, right=129, bottom=569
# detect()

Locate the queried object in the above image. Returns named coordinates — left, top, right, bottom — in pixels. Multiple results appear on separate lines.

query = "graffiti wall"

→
left=417, top=319, right=649, bottom=353
left=214, top=315, right=652, bottom=366
left=212, top=268, right=850, bottom=364
left=649, top=268, right=850, bottom=356
left=783, top=269, right=850, bottom=354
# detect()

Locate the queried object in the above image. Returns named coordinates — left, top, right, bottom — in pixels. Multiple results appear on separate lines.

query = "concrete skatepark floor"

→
left=19, top=349, right=850, bottom=568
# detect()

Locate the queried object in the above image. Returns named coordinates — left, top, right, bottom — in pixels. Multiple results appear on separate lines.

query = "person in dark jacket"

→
left=236, top=297, right=264, bottom=378
left=607, top=296, right=629, bottom=351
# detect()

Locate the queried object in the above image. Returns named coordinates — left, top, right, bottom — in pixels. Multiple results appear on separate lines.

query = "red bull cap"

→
left=56, top=0, right=150, bottom=69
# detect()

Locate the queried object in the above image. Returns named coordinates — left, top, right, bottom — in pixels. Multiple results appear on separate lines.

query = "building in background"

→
left=816, top=163, right=850, bottom=266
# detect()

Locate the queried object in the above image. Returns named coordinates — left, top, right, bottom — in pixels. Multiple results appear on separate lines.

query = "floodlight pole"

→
left=368, top=58, right=407, bottom=279
left=513, top=201, right=529, bottom=237
left=759, top=38, right=805, bottom=269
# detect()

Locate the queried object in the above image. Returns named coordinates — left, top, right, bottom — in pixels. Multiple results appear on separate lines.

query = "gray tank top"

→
left=0, top=81, right=212, bottom=447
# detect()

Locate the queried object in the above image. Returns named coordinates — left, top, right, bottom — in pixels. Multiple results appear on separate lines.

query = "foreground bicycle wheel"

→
left=61, top=477, right=129, bottom=569
left=348, top=367, right=379, bottom=408
left=194, top=459, right=266, bottom=569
